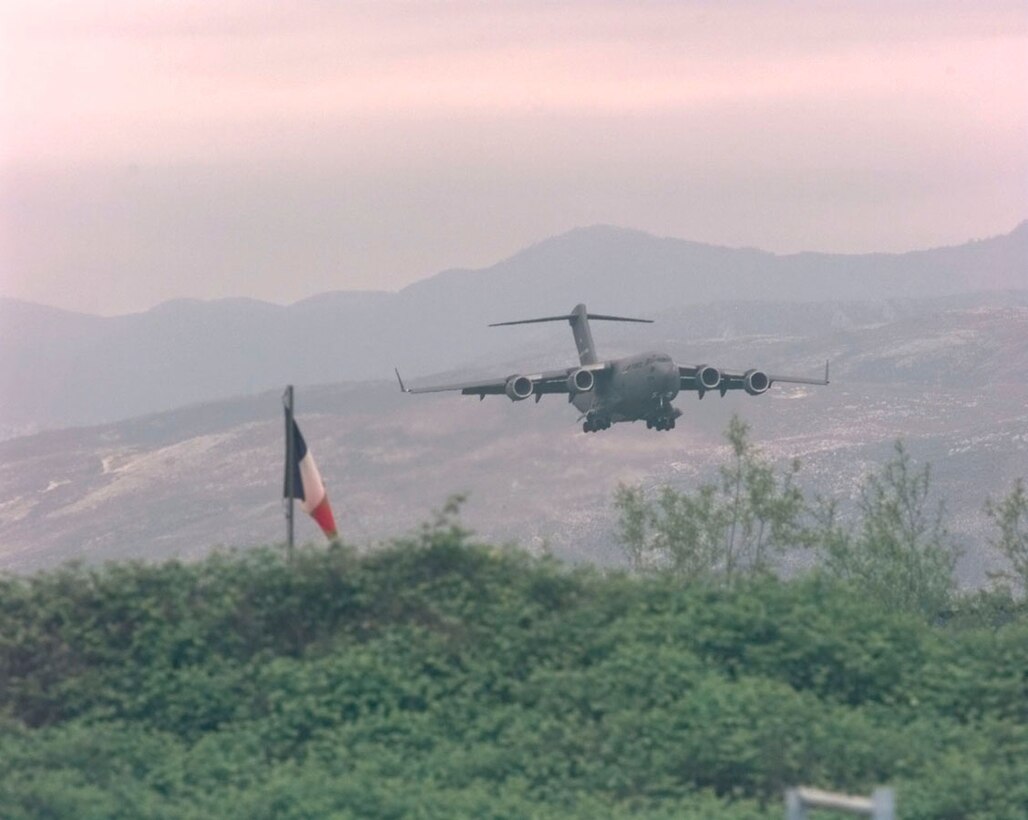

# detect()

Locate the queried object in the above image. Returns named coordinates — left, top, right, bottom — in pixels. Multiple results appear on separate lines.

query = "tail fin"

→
left=489, top=303, right=652, bottom=365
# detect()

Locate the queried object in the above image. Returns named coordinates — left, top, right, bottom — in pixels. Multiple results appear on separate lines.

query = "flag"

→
left=284, top=419, right=338, bottom=540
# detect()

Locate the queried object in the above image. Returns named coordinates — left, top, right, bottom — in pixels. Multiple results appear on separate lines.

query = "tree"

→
left=615, top=416, right=809, bottom=583
left=985, top=478, right=1028, bottom=593
left=814, top=441, right=958, bottom=618
left=614, top=482, right=729, bottom=580
left=720, top=416, right=809, bottom=577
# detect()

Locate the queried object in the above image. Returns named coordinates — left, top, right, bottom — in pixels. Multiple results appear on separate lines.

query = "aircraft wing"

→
left=679, top=361, right=829, bottom=393
left=395, top=362, right=611, bottom=399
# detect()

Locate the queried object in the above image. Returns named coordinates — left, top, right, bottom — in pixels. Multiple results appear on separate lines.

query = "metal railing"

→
left=785, top=786, right=895, bottom=819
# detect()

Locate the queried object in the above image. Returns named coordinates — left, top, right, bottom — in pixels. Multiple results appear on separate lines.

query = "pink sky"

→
left=2, top=1, right=1026, bottom=314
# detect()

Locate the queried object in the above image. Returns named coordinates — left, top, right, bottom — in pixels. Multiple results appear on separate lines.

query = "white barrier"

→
left=785, top=786, right=895, bottom=820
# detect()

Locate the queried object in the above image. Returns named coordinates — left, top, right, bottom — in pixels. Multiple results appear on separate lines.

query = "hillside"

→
left=2, top=222, right=1025, bottom=435
left=1, top=536, right=1025, bottom=819
left=1, top=296, right=1025, bottom=579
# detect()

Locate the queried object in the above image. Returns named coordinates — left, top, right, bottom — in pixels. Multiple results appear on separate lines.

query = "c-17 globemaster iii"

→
left=395, top=303, right=829, bottom=433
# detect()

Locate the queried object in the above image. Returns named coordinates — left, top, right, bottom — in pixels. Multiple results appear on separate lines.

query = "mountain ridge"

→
left=5, top=220, right=1026, bottom=320
left=1, top=223, right=1025, bottom=436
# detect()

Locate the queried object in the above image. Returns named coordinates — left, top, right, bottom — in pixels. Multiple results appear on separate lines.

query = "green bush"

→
left=0, top=529, right=1024, bottom=818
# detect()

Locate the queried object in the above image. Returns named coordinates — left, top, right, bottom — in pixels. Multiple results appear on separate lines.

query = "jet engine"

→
left=696, top=365, right=721, bottom=391
left=505, top=375, right=535, bottom=401
left=567, top=368, right=595, bottom=394
left=744, top=369, right=770, bottom=396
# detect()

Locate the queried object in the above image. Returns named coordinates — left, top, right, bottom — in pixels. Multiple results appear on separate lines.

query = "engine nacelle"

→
left=696, top=365, right=721, bottom=391
left=505, top=375, right=534, bottom=401
left=744, top=369, right=770, bottom=396
left=567, top=368, right=595, bottom=394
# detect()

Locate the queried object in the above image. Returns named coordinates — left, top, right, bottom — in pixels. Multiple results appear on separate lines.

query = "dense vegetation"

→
left=1, top=504, right=1026, bottom=818
left=616, top=418, right=1028, bottom=617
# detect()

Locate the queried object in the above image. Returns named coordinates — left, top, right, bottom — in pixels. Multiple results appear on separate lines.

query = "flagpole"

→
left=283, top=384, right=295, bottom=557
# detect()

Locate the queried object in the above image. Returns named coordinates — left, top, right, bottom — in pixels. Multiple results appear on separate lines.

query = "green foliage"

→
left=615, top=416, right=807, bottom=583
left=1, top=526, right=1025, bottom=818
left=815, top=441, right=958, bottom=618
left=985, top=478, right=1028, bottom=593
left=617, top=422, right=963, bottom=619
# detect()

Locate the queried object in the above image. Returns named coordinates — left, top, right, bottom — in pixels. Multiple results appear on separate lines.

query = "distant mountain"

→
left=2, top=301, right=1025, bottom=584
left=1, top=223, right=1025, bottom=435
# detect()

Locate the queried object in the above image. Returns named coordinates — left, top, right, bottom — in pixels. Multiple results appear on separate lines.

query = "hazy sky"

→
left=2, top=1, right=1026, bottom=314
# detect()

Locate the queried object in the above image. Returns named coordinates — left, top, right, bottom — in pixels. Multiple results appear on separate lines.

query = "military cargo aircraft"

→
left=395, top=304, right=828, bottom=433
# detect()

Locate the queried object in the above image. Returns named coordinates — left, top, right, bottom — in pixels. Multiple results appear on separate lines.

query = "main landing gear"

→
left=583, top=415, right=611, bottom=433
left=646, top=400, right=680, bottom=431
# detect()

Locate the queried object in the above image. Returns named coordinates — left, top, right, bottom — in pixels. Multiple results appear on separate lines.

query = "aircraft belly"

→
left=606, top=359, right=679, bottom=421
left=572, top=393, right=594, bottom=414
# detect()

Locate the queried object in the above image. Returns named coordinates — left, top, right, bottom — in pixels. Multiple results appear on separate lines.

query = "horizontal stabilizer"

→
left=490, top=304, right=651, bottom=364
left=586, top=313, right=653, bottom=323
left=489, top=312, right=652, bottom=327
left=489, top=315, right=574, bottom=327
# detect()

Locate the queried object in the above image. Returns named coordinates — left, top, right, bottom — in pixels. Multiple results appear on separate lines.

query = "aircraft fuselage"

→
left=573, top=351, right=680, bottom=426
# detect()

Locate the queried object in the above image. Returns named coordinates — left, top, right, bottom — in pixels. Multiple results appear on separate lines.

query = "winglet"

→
left=824, top=360, right=830, bottom=385
left=394, top=368, right=410, bottom=393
